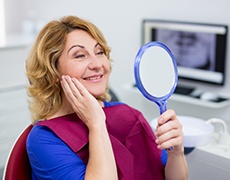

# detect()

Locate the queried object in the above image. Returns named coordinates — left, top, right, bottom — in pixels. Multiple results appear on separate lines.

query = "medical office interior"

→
left=1, top=0, right=230, bottom=179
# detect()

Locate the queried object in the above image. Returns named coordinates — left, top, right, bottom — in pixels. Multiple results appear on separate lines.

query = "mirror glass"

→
left=140, top=45, right=175, bottom=97
left=134, top=41, right=178, bottom=114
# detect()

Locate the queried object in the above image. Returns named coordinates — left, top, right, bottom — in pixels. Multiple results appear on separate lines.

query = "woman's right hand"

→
left=60, top=75, right=106, bottom=129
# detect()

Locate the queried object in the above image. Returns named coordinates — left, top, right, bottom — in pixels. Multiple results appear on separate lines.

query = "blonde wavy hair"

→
left=26, top=15, right=112, bottom=124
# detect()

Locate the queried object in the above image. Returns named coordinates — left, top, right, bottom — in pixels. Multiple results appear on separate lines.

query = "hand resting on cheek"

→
left=60, top=75, right=106, bottom=129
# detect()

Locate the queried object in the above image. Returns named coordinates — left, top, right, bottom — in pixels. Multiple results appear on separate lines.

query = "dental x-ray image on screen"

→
left=155, top=30, right=216, bottom=71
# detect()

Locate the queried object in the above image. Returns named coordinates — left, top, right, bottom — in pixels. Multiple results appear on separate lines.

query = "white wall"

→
left=4, top=0, right=230, bottom=125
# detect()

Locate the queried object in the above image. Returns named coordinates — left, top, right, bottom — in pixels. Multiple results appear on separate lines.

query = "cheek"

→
left=58, top=62, right=84, bottom=78
left=104, top=60, right=111, bottom=73
left=104, top=63, right=111, bottom=84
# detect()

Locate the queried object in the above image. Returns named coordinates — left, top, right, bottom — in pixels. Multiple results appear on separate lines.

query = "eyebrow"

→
left=68, top=45, right=84, bottom=54
left=68, top=43, right=100, bottom=54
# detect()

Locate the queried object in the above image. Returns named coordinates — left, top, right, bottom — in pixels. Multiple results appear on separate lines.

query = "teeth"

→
left=85, top=76, right=101, bottom=80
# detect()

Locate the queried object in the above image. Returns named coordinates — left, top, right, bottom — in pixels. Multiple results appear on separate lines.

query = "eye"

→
left=96, top=51, right=104, bottom=55
left=95, top=48, right=105, bottom=56
left=72, top=51, right=87, bottom=59
left=75, top=54, right=85, bottom=59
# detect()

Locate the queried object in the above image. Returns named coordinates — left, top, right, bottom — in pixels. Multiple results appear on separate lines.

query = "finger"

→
left=71, top=77, right=89, bottom=97
left=61, top=76, right=74, bottom=96
left=156, top=136, right=183, bottom=150
left=65, top=76, right=83, bottom=97
left=61, top=76, right=81, bottom=104
left=158, top=109, right=177, bottom=125
left=156, top=120, right=181, bottom=135
left=156, top=128, right=181, bottom=144
left=156, top=129, right=183, bottom=148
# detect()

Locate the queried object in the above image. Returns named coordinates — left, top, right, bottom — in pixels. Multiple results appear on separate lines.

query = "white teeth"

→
left=85, top=76, right=101, bottom=80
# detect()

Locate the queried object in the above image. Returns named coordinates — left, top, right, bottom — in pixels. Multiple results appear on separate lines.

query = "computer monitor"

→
left=142, top=19, right=228, bottom=86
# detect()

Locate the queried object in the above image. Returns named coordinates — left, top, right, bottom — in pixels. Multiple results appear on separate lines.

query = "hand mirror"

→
left=134, top=41, right=178, bottom=150
left=134, top=41, right=178, bottom=115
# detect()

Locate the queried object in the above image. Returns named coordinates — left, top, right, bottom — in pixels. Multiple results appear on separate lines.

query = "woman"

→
left=26, top=15, right=188, bottom=180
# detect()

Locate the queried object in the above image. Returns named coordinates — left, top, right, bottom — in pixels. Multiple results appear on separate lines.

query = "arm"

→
left=61, top=75, right=118, bottom=180
left=155, top=109, right=188, bottom=180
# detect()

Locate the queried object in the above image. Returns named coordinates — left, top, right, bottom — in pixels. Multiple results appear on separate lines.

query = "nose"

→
left=88, top=55, right=103, bottom=70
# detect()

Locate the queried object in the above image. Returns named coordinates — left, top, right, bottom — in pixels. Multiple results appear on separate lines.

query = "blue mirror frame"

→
left=134, top=41, right=178, bottom=114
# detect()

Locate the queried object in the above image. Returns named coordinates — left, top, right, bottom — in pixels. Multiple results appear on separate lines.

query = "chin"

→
left=84, top=84, right=107, bottom=98
left=88, top=90, right=105, bottom=98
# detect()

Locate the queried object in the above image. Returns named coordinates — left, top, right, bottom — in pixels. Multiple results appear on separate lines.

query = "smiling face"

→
left=58, top=29, right=111, bottom=98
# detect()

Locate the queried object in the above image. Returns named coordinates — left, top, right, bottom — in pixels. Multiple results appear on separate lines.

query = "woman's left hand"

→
left=155, top=109, right=183, bottom=153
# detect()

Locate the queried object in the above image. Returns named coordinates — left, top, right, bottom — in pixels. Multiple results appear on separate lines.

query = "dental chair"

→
left=3, top=124, right=32, bottom=180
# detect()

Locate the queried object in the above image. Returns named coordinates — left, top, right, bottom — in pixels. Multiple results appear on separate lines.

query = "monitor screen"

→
left=142, top=19, right=228, bottom=86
